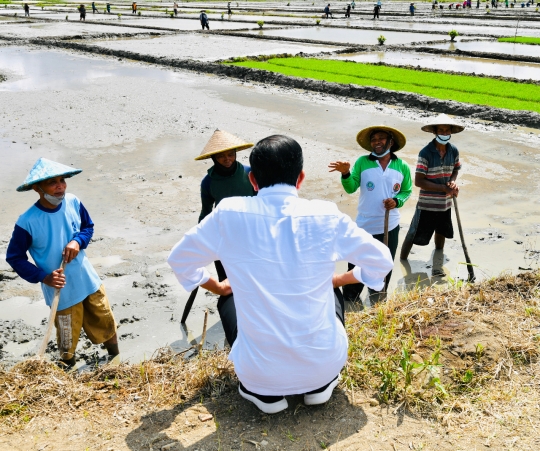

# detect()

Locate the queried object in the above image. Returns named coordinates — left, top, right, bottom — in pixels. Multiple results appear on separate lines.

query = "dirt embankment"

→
left=1, top=271, right=539, bottom=451
left=30, top=39, right=540, bottom=130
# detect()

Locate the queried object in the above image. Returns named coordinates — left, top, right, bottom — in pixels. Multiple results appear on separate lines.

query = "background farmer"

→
left=196, top=130, right=255, bottom=342
left=400, top=113, right=464, bottom=263
left=329, top=126, right=412, bottom=305
left=169, top=135, right=393, bottom=414
left=6, top=158, right=119, bottom=369
left=199, top=10, right=210, bottom=30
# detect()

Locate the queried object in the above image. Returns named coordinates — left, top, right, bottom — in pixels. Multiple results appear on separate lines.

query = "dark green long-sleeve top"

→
left=198, top=161, right=256, bottom=223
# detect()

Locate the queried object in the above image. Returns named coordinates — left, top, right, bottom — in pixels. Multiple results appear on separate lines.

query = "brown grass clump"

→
left=0, top=348, right=234, bottom=430
left=344, top=270, right=540, bottom=434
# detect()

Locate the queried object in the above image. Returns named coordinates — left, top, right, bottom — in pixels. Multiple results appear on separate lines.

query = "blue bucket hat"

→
left=16, top=158, right=82, bottom=192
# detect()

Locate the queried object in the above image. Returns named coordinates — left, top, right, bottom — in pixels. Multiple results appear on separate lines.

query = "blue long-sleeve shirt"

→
left=6, top=193, right=101, bottom=310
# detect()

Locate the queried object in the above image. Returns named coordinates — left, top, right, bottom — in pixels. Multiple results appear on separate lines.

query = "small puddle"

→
left=428, top=40, right=540, bottom=58
left=247, top=27, right=451, bottom=45
left=331, top=50, right=540, bottom=80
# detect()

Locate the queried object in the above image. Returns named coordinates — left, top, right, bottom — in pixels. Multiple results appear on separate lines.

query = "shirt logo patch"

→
left=366, top=181, right=375, bottom=191
left=393, top=183, right=401, bottom=193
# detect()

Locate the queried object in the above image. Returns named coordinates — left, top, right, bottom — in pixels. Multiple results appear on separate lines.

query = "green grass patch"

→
left=498, top=36, right=540, bottom=45
left=229, top=57, right=540, bottom=113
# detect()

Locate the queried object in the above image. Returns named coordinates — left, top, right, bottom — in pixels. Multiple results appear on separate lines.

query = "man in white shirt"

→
left=168, top=135, right=393, bottom=414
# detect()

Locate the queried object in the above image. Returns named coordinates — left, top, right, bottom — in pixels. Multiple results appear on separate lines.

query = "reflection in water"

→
left=249, top=28, right=448, bottom=45
left=429, top=40, right=540, bottom=58
left=331, top=50, right=540, bottom=80
left=0, top=46, right=181, bottom=92
left=398, top=249, right=448, bottom=291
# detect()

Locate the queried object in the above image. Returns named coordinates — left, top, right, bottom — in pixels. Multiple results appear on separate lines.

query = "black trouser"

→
left=342, top=225, right=399, bottom=304
left=218, top=286, right=345, bottom=347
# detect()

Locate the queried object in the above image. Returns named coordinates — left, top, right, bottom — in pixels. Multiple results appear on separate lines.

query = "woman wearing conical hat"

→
left=329, top=126, right=412, bottom=306
left=195, top=130, right=256, bottom=344
left=400, top=113, right=464, bottom=263
left=196, top=129, right=256, bottom=224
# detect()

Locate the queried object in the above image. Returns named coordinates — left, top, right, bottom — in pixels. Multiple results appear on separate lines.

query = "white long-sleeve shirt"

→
left=168, top=184, right=393, bottom=396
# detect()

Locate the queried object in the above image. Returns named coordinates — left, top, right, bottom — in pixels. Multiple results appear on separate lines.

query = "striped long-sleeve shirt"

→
left=416, top=140, right=461, bottom=212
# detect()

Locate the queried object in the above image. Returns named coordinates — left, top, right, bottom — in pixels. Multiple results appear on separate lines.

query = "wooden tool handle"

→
left=37, top=260, right=66, bottom=357
left=383, top=209, right=390, bottom=247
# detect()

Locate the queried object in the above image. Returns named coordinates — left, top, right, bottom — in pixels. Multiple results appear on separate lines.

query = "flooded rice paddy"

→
left=246, top=26, right=453, bottom=44
left=429, top=39, right=540, bottom=57
left=0, top=2, right=539, bottom=368
left=331, top=50, right=540, bottom=80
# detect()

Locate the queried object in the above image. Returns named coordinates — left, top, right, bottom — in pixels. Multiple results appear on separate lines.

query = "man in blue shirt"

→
left=6, top=158, right=119, bottom=369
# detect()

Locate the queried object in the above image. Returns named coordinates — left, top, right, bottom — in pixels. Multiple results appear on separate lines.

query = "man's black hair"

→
left=249, top=135, right=303, bottom=189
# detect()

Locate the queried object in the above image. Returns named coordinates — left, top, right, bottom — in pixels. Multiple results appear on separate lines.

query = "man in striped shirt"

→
left=400, top=114, right=464, bottom=261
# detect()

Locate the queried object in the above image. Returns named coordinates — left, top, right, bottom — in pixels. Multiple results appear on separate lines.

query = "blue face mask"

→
left=435, top=134, right=451, bottom=145
left=371, top=148, right=391, bottom=158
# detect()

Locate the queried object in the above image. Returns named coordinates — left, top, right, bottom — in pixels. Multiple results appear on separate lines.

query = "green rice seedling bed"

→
left=228, top=57, right=540, bottom=113
left=498, top=36, right=540, bottom=45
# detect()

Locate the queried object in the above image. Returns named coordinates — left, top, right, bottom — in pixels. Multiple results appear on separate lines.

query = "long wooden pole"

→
left=453, top=197, right=476, bottom=282
left=37, top=260, right=66, bottom=357
left=382, top=209, right=390, bottom=292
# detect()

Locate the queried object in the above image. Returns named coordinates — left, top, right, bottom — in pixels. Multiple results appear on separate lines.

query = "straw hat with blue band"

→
left=421, top=113, right=465, bottom=134
left=195, top=129, right=253, bottom=161
left=16, top=158, right=82, bottom=192
left=356, top=125, right=406, bottom=152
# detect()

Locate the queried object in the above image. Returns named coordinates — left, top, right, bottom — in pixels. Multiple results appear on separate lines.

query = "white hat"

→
left=421, top=113, right=465, bottom=134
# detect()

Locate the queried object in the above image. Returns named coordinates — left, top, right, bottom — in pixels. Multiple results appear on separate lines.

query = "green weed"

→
left=499, top=36, right=540, bottom=45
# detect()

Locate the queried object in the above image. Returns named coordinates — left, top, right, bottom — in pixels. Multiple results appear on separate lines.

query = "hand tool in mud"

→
left=382, top=209, right=390, bottom=292
left=37, top=260, right=66, bottom=357
left=453, top=197, right=476, bottom=283
left=198, top=309, right=209, bottom=354
left=181, top=287, right=198, bottom=323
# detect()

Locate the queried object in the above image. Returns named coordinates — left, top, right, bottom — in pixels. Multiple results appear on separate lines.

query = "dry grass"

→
left=0, top=348, right=234, bottom=430
left=1, top=272, right=539, bottom=439
left=344, top=271, right=540, bottom=436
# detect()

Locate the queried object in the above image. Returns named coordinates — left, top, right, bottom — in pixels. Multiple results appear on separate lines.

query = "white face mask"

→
left=371, top=148, right=391, bottom=158
left=38, top=186, right=64, bottom=206
left=435, top=134, right=451, bottom=145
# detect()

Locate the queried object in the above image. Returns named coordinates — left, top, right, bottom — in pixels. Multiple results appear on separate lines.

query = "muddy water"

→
left=30, top=13, right=282, bottom=30
left=247, top=27, right=455, bottom=44
left=0, top=46, right=539, bottom=367
left=349, top=20, right=540, bottom=37
left=429, top=40, right=540, bottom=57
left=331, top=50, right=540, bottom=80
left=89, top=33, right=344, bottom=61
left=0, top=21, right=163, bottom=38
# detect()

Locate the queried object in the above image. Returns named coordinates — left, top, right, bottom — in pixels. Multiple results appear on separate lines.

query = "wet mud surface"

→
left=0, top=42, right=539, bottom=369
left=0, top=2, right=539, bottom=374
left=85, top=33, right=343, bottom=62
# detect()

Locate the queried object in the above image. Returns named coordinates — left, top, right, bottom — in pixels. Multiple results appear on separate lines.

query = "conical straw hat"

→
left=421, top=113, right=465, bottom=134
left=17, top=158, right=82, bottom=192
left=195, top=130, right=253, bottom=161
left=356, top=125, right=406, bottom=152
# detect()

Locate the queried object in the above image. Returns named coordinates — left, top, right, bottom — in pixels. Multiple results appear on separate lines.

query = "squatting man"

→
left=168, top=135, right=393, bottom=414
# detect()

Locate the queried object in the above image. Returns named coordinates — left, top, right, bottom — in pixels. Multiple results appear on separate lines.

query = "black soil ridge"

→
left=26, top=39, right=540, bottom=130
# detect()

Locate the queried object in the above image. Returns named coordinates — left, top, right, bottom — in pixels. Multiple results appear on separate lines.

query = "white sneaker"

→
left=304, top=376, right=340, bottom=406
left=238, top=383, right=288, bottom=414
